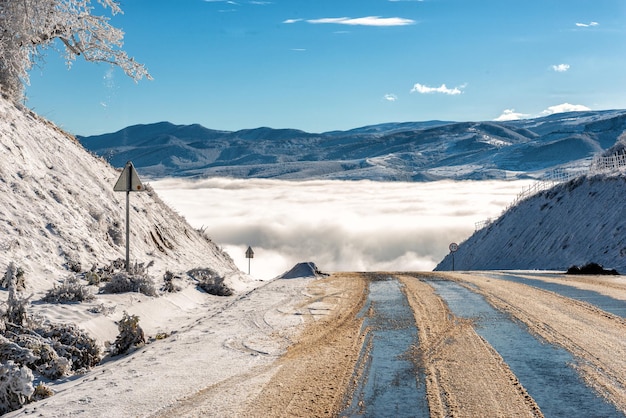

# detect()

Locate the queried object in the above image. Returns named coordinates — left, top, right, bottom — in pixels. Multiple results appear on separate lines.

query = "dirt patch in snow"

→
left=240, top=272, right=368, bottom=417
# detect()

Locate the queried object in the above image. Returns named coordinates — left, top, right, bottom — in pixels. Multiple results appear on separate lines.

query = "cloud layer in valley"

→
left=151, top=178, right=533, bottom=280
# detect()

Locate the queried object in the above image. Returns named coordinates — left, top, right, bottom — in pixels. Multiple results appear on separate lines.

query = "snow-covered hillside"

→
left=0, top=97, right=245, bottom=289
left=0, top=94, right=265, bottom=355
left=0, top=96, right=320, bottom=417
left=435, top=173, right=626, bottom=272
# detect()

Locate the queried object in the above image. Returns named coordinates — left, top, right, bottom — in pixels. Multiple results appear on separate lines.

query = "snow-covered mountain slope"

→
left=78, top=110, right=626, bottom=181
left=434, top=173, right=626, bottom=272
left=0, top=97, right=248, bottom=291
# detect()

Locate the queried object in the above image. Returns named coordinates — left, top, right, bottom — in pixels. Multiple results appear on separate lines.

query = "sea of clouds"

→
left=151, top=178, right=534, bottom=280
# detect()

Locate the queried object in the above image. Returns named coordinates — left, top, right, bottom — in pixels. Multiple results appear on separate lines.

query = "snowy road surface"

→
left=8, top=271, right=625, bottom=417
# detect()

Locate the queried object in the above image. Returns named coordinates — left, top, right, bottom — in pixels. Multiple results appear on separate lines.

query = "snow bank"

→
left=278, top=262, right=328, bottom=279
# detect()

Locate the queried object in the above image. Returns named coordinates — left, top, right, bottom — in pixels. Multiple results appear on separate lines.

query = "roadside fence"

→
left=589, top=151, right=626, bottom=174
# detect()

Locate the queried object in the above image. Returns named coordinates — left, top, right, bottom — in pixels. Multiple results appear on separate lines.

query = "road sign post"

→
left=449, top=242, right=459, bottom=271
left=114, top=161, right=146, bottom=272
left=245, top=246, right=254, bottom=275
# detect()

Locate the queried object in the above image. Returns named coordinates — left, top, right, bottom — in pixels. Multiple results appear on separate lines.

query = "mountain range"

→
left=79, top=110, right=626, bottom=180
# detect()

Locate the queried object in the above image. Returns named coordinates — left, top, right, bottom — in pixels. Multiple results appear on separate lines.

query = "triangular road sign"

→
left=114, top=161, right=145, bottom=192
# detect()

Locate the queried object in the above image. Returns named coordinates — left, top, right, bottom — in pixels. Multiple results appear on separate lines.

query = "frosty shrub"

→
left=36, top=323, right=101, bottom=373
left=0, top=335, right=38, bottom=368
left=188, top=268, right=233, bottom=297
left=66, top=259, right=82, bottom=273
left=2, top=262, right=25, bottom=291
left=109, top=258, right=127, bottom=272
left=30, top=346, right=71, bottom=380
left=0, top=361, right=34, bottom=415
left=94, top=259, right=157, bottom=297
left=1, top=289, right=101, bottom=379
left=84, top=268, right=101, bottom=285
left=6, top=321, right=101, bottom=379
left=161, top=271, right=182, bottom=293
left=9, top=333, right=69, bottom=379
left=32, top=383, right=53, bottom=401
left=87, top=303, right=115, bottom=315
left=42, top=277, right=95, bottom=303
left=109, top=312, right=145, bottom=356
left=99, top=272, right=157, bottom=297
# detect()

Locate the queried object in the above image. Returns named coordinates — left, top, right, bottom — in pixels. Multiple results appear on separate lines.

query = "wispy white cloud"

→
left=494, top=109, right=530, bottom=121
left=551, top=63, right=570, bottom=72
left=541, top=103, right=591, bottom=115
left=575, top=21, right=599, bottom=27
left=411, top=83, right=465, bottom=95
left=283, top=18, right=302, bottom=24
left=291, top=48, right=306, bottom=52
left=204, top=0, right=270, bottom=5
left=306, top=16, right=415, bottom=27
left=384, top=93, right=398, bottom=102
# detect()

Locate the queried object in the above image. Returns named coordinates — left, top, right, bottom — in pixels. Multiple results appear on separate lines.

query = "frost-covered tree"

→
left=0, top=0, right=150, bottom=101
left=2, top=262, right=25, bottom=290
left=0, top=360, right=34, bottom=414
left=2, top=263, right=30, bottom=329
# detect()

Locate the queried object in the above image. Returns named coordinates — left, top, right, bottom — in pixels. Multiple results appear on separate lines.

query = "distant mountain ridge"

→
left=79, top=110, right=626, bottom=180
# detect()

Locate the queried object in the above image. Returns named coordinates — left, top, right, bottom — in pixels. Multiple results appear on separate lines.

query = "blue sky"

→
left=26, top=0, right=626, bottom=135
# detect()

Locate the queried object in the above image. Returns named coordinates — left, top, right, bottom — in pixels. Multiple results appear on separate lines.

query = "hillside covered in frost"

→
left=0, top=95, right=265, bottom=412
left=0, top=97, right=247, bottom=290
left=435, top=173, right=626, bottom=272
